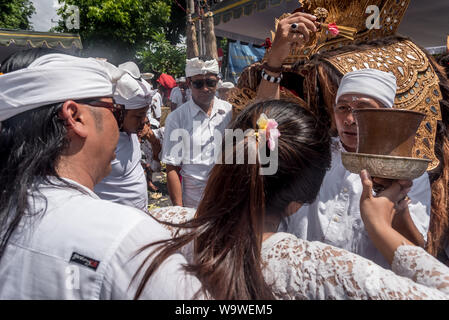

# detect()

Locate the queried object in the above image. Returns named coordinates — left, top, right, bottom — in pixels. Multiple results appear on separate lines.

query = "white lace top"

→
left=150, top=206, right=449, bottom=300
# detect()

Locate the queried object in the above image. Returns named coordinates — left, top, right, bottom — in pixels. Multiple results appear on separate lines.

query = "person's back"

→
left=0, top=178, right=201, bottom=299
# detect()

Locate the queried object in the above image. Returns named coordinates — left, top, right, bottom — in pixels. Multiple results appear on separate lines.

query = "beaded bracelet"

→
left=261, top=69, right=282, bottom=84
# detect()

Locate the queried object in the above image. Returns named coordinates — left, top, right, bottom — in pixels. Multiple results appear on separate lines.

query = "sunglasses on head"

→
left=191, top=78, right=218, bottom=89
left=76, top=99, right=126, bottom=129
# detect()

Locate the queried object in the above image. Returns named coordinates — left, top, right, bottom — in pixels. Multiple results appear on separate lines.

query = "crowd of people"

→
left=1, top=6, right=449, bottom=300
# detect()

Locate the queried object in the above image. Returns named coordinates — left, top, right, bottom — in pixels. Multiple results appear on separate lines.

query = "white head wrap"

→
left=185, top=57, right=219, bottom=78
left=336, top=69, right=397, bottom=108
left=0, top=54, right=142, bottom=121
left=114, top=62, right=156, bottom=109
left=118, top=61, right=141, bottom=79
left=218, top=81, right=235, bottom=89
left=177, top=76, right=186, bottom=83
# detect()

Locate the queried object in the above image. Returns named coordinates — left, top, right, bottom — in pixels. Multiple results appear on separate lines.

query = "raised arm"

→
left=256, top=12, right=317, bottom=101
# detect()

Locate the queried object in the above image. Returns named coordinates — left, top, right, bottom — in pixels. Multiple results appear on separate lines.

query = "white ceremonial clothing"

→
left=95, top=132, right=148, bottom=211
left=149, top=92, right=162, bottom=119
left=169, top=86, right=186, bottom=110
left=0, top=54, right=142, bottom=121
left=151, top=206, right=449, bottom=299
left=0, top=179, right=204, bottom=300
left=186, top=88, right=192, bottom=101
left=161, top=97, right=232, bottom=208
left=141, top=127, right=164, bottom=172
left=185, top=58, right=219, bottom=78
left=278, top=138, right=431, bottom=268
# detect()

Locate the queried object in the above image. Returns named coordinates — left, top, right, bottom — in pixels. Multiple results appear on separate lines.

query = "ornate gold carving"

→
left=228, top=86, right=308, bottom=119
left=268, top=0, right=411, bottom=65
left=326, top=40, right=443, bottom=170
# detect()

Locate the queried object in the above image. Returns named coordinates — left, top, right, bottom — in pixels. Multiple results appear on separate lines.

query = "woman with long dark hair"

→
left=132, top=99, right=449, bottom=299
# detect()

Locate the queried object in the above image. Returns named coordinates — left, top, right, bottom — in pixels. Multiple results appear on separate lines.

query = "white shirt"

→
left=169, top=87, right=185, bottom=110
left=0, top=178, right=203, bottom=299
left=94, top=133, right=148, bottom=211
left=279, top=138, right=431, bottom=268
left=149, top=92, right=162, bottom=119
left=161, top=97, right=232, bottom=207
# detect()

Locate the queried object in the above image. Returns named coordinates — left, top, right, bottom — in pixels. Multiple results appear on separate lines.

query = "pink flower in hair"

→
left=256, top=113, right=281, bottom=151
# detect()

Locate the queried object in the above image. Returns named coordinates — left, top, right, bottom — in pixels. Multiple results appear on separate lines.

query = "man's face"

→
left=122, top=106, right=150, bottom=134
left=333, top=93, right=384, bottom=152
left=82, top=97, right=120, bottom=181
left=179, top=81, right=187, bottom=95
left=218, top=88, right=230, bottom=100
left=188, top=73, right=218, bottom=107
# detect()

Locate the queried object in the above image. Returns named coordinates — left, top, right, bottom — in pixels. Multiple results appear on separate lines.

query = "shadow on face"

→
left=122, top=106, right=150, bottom=134
left=333, top=93, right=384, bottom=152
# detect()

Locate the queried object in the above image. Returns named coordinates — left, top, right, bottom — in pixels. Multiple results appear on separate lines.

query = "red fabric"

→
left=157, top=73, right=177, bottom=97
left=261, top=38, right=272, bottom=49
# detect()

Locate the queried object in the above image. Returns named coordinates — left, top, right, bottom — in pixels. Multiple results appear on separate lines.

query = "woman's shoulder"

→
left=149, top=206, right=196, bottom=236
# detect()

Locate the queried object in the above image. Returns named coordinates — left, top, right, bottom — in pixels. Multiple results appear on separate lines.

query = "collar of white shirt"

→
left=188, top=96, right=226, bottom=120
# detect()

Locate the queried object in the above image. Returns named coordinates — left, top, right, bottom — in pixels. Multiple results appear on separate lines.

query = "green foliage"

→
left=137, top=33, right=186, bottom=77
left=0, top=0, right=35, bottom=30
left=55, top=0, right=172, bottom=64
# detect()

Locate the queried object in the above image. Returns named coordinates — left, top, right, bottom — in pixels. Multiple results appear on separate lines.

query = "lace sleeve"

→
left=392, top=245, right=449, bottom=295
left=148, top=206, right=196, bottom=261
left=262, top=233, right=449, bottom=300
left=149, top=206, right=195, bottom=236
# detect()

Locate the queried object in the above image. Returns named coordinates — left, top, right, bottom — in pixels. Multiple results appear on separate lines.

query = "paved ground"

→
left=147, top=170, right=173, bottom=210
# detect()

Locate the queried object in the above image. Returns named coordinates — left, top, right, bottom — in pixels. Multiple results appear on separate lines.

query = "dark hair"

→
left=133, top=99, right=331, bottom=299
left=0, top=47, right=67, bottom=73
left=437, top=53, right=449, bottom=79
left=0, top=48, right=76, bottom=260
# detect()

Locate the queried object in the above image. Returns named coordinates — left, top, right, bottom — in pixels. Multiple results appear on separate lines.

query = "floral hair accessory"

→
left=327, top=23, right=340, bottom=36
left=256, top=113, right=281, bottom=151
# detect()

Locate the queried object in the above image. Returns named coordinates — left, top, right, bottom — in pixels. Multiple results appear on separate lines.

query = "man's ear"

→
left=186, top=78, right=192, bottom=88
left=59, top=100, right=89, bottom=138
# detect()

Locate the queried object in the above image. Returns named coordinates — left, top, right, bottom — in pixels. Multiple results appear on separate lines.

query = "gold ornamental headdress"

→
left=325, top=39, right=443, bottom=170
left=271, top=0, right=412, bottom=66
left=232, top=0, right=444, bottom=170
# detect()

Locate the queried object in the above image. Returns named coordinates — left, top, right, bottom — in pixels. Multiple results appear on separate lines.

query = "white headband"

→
left=336, top=68, right=397, bottom=108
left=185, top=57, right=219, bottom=78
left=0, top=54, right=142, bottom=121
left=218, top=81, right=234, bottom=89
left=114, top=62, right=156, bottom=109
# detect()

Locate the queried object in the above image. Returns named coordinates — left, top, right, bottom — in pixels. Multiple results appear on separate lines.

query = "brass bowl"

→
left=341, top=152, right=430, bottom=180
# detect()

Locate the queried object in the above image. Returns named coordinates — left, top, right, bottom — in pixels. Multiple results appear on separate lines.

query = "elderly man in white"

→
left=278, top=68, right=431, bottom=268
left=162, top=57, right=233, bottom=208
left=0, top=51, right=203, bottom=299
left=94, top=62, right=154, bottom=212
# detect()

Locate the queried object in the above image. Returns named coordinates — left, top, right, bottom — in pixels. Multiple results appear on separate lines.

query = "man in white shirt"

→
left=94, top=62, right=153, bottom=212
left=0, top=50, right=203, bottom=299
left=162, top=57, right=232, bottom=208
left=149, top=87, right=162, bottom=123
left=169, top=77, right=190, bottom=111
left=279, top=69, right=431, bottom=268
